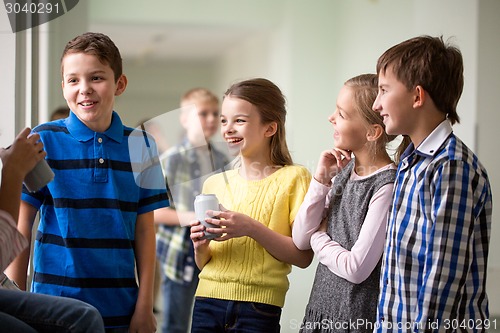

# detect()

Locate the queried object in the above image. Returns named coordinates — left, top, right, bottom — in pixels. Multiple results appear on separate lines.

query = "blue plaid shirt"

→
left=156, top=139, right=229, bottom=284
left=376, top=121, right=492, bottom=332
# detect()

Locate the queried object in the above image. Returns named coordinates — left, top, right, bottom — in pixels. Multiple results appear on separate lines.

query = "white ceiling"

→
left=86, top=0, right=285, bottom=64
left=89, top=22, right=260, bottom=63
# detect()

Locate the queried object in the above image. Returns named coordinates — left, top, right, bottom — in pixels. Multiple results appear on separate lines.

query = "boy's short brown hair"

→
left=61, top=32, right=123, bottom=82
left=376, top=35, right=463, bottom=124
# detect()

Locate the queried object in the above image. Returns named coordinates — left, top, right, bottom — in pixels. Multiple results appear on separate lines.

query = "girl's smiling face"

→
left=328, top=85, right=370, bottom=152
left=220, top=95, right=275, bottom=159
left=61, top=52, right=127, bottom=132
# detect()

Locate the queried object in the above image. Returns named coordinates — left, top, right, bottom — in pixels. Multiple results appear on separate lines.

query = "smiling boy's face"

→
left=372, top=66, right=417, bottom=138
left=61, top=52, right=127, bottom=133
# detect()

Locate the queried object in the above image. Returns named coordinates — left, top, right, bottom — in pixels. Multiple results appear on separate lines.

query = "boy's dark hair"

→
left=50, top=106, right=70, bottom=121
left=61, top=32, right=123, bottom=82
left=376, top=35, right=463, bottom=124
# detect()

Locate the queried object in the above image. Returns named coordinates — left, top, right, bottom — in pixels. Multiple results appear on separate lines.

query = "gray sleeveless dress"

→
left=300, top=160, right=396, bottom=333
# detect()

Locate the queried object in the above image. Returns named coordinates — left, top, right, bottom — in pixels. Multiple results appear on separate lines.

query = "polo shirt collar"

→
left=67, top=111, right=124, bottom=143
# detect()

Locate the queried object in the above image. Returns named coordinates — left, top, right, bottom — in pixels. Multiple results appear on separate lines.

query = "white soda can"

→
left=194, top=194, right=221, bottom=240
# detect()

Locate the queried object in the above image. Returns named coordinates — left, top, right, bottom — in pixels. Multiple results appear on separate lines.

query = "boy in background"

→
left=154, top=88, right=229, bottom=333
left=372, top=35, right=492, bottom=332
left=6, top=32, right=168, bottom=333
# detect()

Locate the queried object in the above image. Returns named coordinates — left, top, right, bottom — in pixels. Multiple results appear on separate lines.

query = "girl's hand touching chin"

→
left=314, top=148, right=351, bottom=186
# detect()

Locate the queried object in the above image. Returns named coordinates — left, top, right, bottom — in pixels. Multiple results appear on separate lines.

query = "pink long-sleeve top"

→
left=292, top=164, right=396, bottom=284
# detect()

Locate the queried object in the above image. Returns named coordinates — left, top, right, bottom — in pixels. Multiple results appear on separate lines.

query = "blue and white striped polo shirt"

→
left=22, top=111, right=168, bottom=328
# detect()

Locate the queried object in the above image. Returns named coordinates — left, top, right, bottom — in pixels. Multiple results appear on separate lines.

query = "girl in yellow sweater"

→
left=190, top=78, right=312, bottom=332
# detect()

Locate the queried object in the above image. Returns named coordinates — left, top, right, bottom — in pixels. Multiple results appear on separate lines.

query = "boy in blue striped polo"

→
left=372, top=35, right=492, bottom=332
left=6, top=32, right=168, bottom=332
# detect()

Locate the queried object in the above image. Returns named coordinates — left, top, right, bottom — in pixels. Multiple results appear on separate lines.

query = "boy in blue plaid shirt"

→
left=154, top=88, right=229, bottom=333
left=372, top=35, right=492, bottom=332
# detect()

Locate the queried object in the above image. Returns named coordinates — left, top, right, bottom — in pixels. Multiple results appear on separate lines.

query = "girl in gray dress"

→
left=292, top=74, right=402, bottom=333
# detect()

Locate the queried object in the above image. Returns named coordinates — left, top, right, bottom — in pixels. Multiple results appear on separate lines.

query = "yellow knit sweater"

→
left=196, top=165, right=311, bottom=307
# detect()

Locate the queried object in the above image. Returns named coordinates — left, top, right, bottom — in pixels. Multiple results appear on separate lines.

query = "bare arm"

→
left=1, top=128, right=45, bottom=289
left=154, top=207, right=195, bottom=227
left=0, top=128, right=44, bottom=221
left=4, top=196, right=38, bottom=290
left=190, top=220, right=212, bottom=269
left=129, top=211, right=157, bottom=332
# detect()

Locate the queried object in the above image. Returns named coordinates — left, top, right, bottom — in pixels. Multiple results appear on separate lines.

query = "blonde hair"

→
left=344, top=74, right=398, bottom=160
left=180, top=88, right=219, bottom=107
